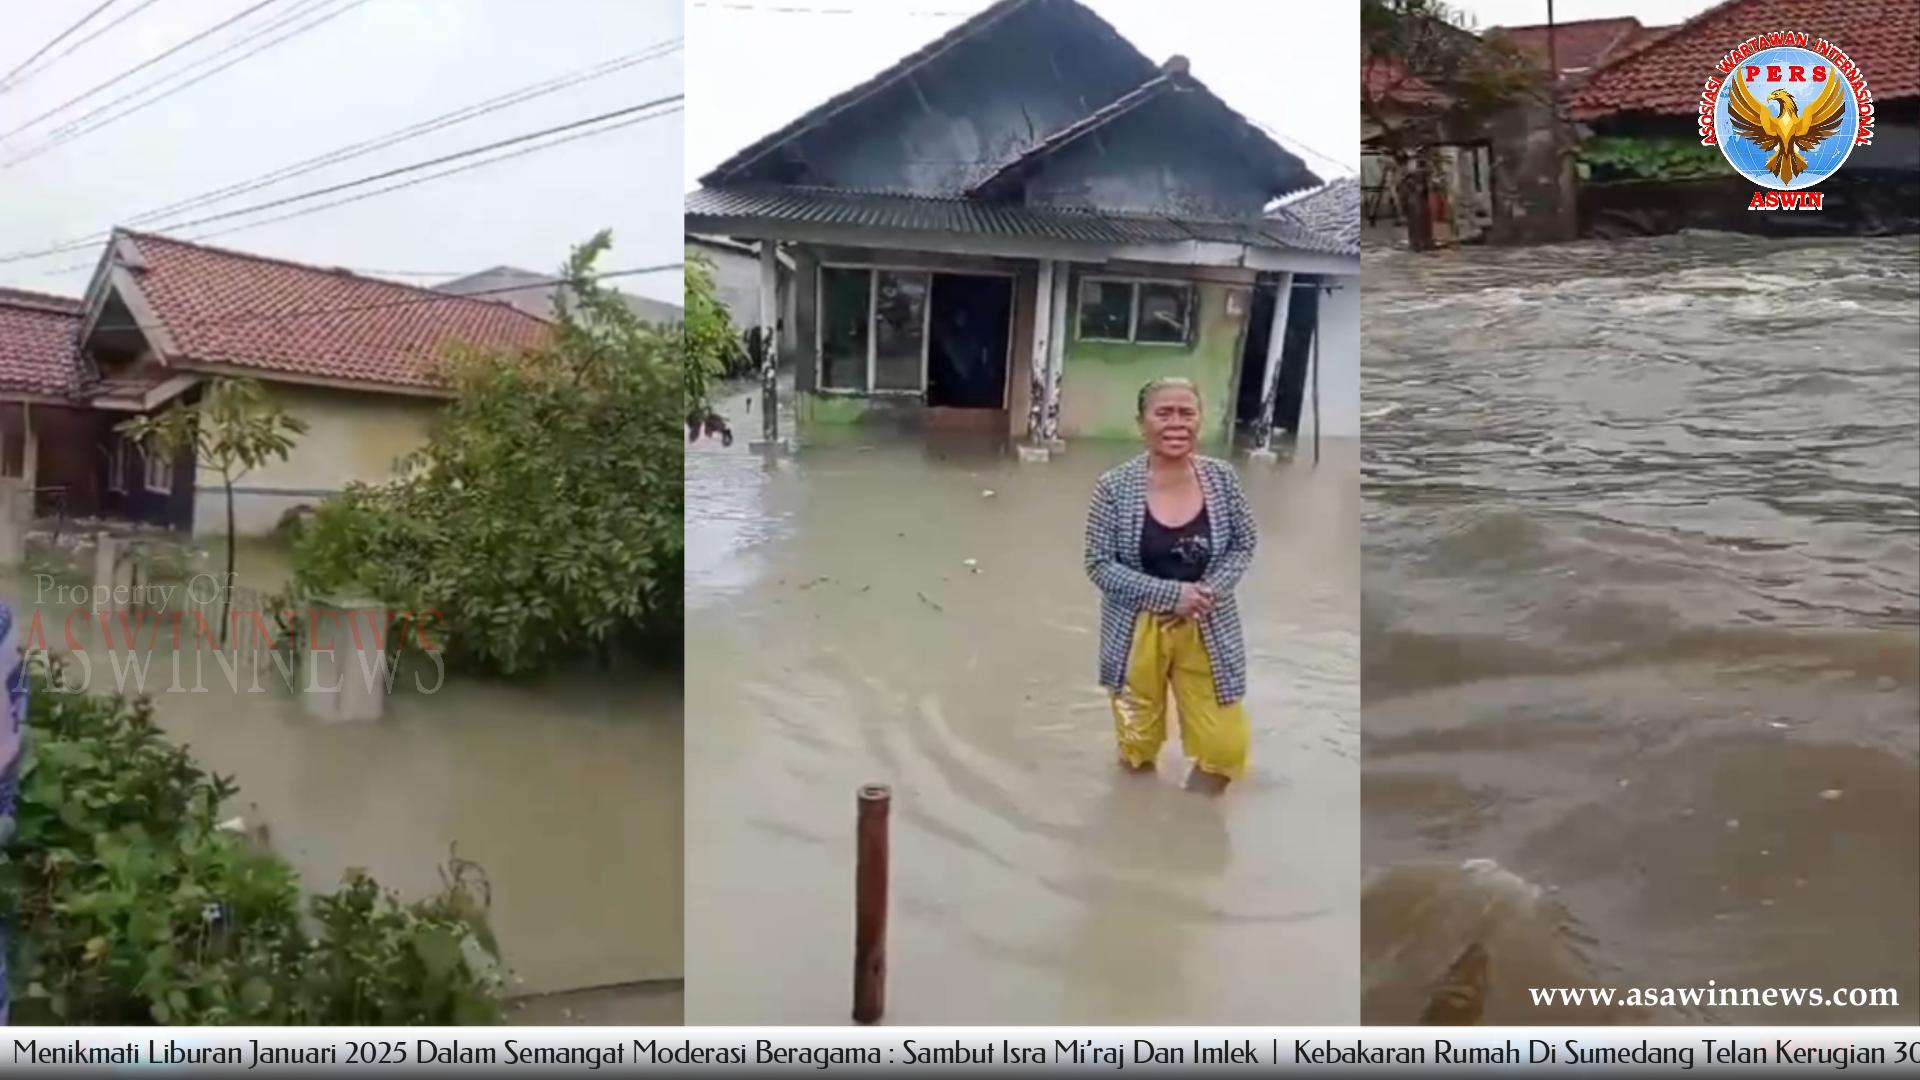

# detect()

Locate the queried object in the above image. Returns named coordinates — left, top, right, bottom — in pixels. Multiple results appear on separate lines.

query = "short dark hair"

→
left=1137, top=376, right=1202, bottom=417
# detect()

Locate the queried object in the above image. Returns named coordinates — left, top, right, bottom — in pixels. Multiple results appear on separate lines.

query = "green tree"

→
left=682, top=247, right=738, bottom=431
left=119, top=378, right=307, bottom=643
left=1361, top=0, right=1541, bottom=250
left=292, top=231, right=682, bottom=676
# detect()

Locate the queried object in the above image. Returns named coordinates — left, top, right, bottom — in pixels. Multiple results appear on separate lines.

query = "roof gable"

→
left=704, top=0, right=1160, bottom=195
left=1572, top=0, right=1919, bottom=118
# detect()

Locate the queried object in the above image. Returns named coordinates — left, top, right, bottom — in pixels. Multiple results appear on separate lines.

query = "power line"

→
left=0, top=0, right=121, bottom=89
left=691, top=1, right=975, bottom=15
left=184, top=104, right=681, bottom=245
left=121, top=38, right=681, bottom=225
left=5, top=0, right=366, bottom=170
left=0, top=0, right=286, bottom=143
left=0, top=96, right=682, bottom=267
left=9, top=0, right=168, bottom=92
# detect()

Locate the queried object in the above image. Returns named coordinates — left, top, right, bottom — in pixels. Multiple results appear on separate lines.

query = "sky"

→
left=1450, top=0, right=1723, bottom=31
left=0, top=0, right=684, bottom=303
left=686, top=0, right=1361, bottom=192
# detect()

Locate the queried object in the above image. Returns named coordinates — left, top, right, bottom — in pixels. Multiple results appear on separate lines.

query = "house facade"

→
left=684, top=0, right=1359, bottom=457
left=2, top=230, right=551, bottom=537
left=1569, top=0, right=1918, bottom=236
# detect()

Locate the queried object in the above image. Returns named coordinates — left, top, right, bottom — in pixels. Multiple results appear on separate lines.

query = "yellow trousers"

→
left=1110, top=613, right=1250, bottom=779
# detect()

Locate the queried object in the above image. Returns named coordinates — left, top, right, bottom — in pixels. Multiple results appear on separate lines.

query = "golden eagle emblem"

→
left=1725, top=72, right=1848, bottom=185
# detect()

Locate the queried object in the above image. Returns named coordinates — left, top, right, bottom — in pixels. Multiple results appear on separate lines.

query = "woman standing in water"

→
left=1083, top=377, right=1257, bottom=794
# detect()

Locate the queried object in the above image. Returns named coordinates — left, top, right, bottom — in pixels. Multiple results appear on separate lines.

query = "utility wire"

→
left=82, top=262, right=684, bottom=335
left=122, top=37, right=680, bottom=224
left=0, top=0, right=121, bottom=89
left=184, top=105, right=680, bottom=245
left=0, top=0, right=286, bottom=143
left=0, top=96, right=682, bottom=267
left=691, top=1, right=974, bottom=15
left=6, top=0, right=363, bottom=169
left=1, top=0, right=167, bottom=94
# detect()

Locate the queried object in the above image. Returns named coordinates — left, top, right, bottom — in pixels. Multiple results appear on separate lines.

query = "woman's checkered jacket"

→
left=1083, top=453, right=1258, bottom=705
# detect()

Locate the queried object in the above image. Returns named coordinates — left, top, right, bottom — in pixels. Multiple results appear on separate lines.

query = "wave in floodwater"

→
left=1362, top=234, right=1920, bottom=1024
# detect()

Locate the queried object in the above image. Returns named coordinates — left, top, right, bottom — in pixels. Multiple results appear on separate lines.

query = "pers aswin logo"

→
left=1697, top=32, right=1875, bottom=211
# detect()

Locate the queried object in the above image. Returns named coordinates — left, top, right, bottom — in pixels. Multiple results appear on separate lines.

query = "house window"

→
left=142, top=439, right=173, bottom=494
left=1078, top=277, right=1194, bottom=345
left=817, top=266, right=931, bottom=393
left=107, top=436, right=128, bottom=493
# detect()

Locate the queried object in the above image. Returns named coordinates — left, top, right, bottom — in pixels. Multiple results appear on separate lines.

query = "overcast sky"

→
left=686, top=0, right=1360, bottom=193
left=0, top=0, right=683, bottom=303
left=1451, top=0, right=1722, bottom=31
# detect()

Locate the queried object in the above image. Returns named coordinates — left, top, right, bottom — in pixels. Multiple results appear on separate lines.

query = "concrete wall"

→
left=1310, top=276, right=1360, bottom=439
left=1058, top=274, right=1249, bottom=445
left=192, top=384, right=441, bottom=537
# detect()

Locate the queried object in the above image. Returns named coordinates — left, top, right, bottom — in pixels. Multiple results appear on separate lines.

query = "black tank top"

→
left=1140, top=504, right=1211, bottom=582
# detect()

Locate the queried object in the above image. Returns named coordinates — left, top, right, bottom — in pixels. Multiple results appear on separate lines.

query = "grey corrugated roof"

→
left=1270, top=177, right=1360, bottom=256
left=437, top=266, right=682, bottom=325
left=685, top=186, right=1352, bottom=256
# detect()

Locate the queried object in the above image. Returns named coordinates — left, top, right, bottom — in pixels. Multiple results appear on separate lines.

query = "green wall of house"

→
left=798, top=393, right=873, bottom=426
left=1058, top=279, right=1246, bottom=445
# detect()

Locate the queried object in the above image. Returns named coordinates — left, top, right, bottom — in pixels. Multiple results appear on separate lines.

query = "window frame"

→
left=1075, top=275, right=1197, bottom=347
left=814, top=262, right=1018, bottom=398
left=141, top=437, right=173, bottom=495
left=107, top=435, right=128, bottom=493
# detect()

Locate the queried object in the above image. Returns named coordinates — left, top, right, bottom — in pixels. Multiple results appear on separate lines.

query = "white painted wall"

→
left=1300, top=275, right=1360, bottom=441
left=192, top=384, right=441, bottom=537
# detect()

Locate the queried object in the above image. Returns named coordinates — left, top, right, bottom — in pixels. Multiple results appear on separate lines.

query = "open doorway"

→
left=926, top=273, right=1012, bottom=409
left=1235, top=275, right=1320, bottom=437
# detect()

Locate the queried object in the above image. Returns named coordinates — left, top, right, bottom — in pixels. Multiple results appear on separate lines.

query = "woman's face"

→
left=1139, top=387, right=1202, bottom=458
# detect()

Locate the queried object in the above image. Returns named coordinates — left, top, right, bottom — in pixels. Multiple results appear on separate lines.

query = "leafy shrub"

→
left=1577, top=136, right=1726, bottom=182
left=0, top=655, right=505, bottom=1025
left=291, top=232, right=682, bottom=676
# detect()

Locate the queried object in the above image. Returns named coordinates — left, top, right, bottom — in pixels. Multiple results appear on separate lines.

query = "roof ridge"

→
left=116, top=229, right=553, bottom=329
left=1572, top=0, right=1749, bottom=96
left=1495, top=16, right=1643, bottom=31
left=704, top=182, right=1287, bottom=225
left=0, top=286, right=84, bottom=314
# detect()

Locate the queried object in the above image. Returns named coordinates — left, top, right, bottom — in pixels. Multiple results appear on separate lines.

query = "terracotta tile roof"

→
left=0, top=288, right=84, bottom=399
left=1571, top=0, right=1920, bottom=118
left=1494, top=17, right=1648, bottom=78
left=1363, top=57, right=1451, bottom=108
left=116, top=230, right=552, bottom=392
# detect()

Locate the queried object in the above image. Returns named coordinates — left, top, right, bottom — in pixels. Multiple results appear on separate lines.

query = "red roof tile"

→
left=0, top=289, right=84, bottom=399
left=1495, top=18, right=1648, bottom=78
left=117, top=231, right=552, bottom=392
left=1363, top=56, right=1451, bottom=108
left=1571, top=0, right=1919, bottom=118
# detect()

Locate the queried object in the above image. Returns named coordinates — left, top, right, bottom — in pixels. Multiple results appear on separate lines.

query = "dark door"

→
left=926, top=274, right=1012, bottom=409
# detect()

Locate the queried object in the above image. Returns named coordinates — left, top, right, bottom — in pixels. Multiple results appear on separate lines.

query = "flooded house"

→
left=683, top=0, right=1360, bottom=458
left=1570, top=0, right=1919, bottom=236
left=1, top=230, right=550, bottom=536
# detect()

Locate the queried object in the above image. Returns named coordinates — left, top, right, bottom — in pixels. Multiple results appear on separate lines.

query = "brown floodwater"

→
left=1361, top=234, right=1920, bottom=1024
left=685, top=405, right=1359, bottom=1024
left=7, top=536, right=682, bottom=1007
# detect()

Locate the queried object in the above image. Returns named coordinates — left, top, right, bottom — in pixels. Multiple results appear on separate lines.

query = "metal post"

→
left=1311, top=304, right=1322, bottom=467
left=852, top=783, right=891, bottom=1025
left=758, top=240, right=781, bottom=447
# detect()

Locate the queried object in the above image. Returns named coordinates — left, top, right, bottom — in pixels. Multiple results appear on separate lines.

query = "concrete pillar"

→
left=91, top=531, right=138, bottom=613
left=754, top=240, right=782, bottom=449
left=1250, top=272, right=1296, bottom=460
left=0, top=479, right=25, bottom=569
left=1043, top=264, right=1069, bottom=448
left=20, top=402, right=35, bottom=493
left=1020, top=260, right=1057, bottom=462
left=302, top=598, right=390, bottom=722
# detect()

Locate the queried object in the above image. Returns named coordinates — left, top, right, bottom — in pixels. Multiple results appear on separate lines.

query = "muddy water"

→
left=685, top=417, right=1359, bottom=1024
left=7, top=537, right=682, bottom=1005
left=1362, top=235, right=1920, bottom=1024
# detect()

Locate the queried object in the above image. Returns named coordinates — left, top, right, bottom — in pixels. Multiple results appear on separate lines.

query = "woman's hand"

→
left=1173, top=582, right=1215, bottom=619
